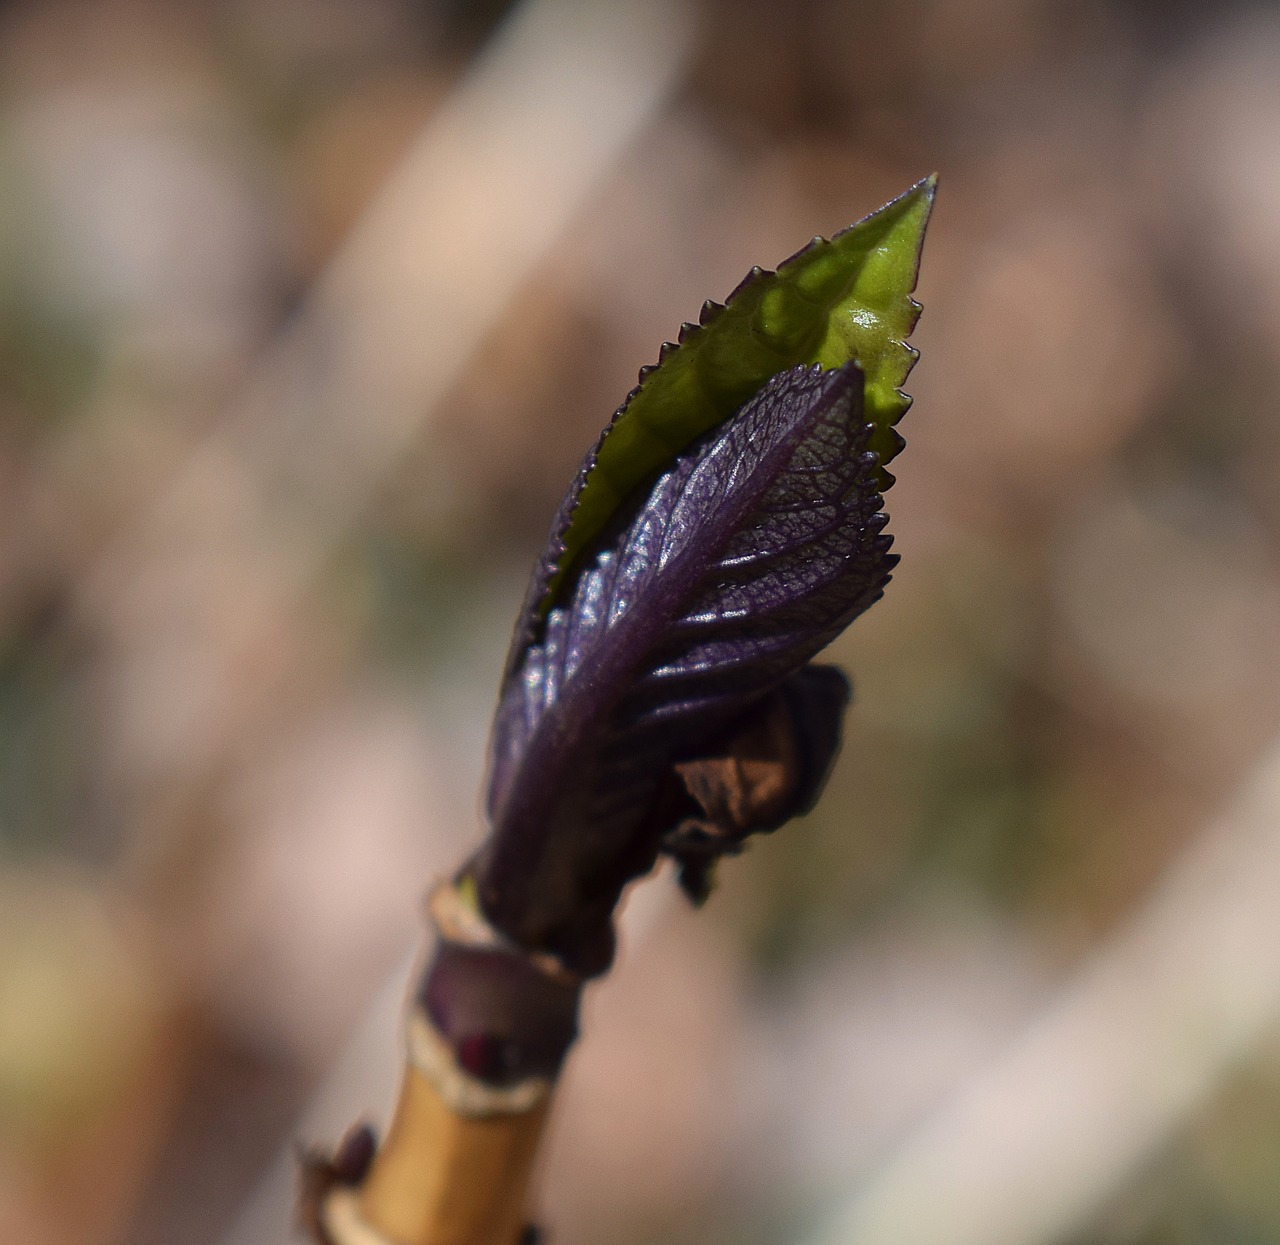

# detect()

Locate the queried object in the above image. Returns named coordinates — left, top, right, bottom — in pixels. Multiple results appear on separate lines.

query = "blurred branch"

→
left=69, top=0, right=697, bottom=885
left=803, top=735, right=1280, bottom=1245
left=64, top=0, right=712, bottom=1238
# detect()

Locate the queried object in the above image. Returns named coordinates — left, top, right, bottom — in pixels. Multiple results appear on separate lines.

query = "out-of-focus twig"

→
left=98, top=0, right=700, bottom=1238
left=73, top=0, right=697, bottom=886
left=804, top=735, right=1280, bottom=1245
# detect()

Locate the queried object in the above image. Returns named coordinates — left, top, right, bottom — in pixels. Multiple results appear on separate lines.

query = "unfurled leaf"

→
left=472, top=362, right=897, bottom=972
left=516, top=176, right=935, bottom=645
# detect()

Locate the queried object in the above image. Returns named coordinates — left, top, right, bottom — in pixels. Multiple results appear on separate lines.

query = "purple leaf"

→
left=469, top=361, right=895, bottom=974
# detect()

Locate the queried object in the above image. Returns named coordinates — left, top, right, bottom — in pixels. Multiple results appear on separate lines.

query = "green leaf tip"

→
left=540, top=174, right=936, bottom=619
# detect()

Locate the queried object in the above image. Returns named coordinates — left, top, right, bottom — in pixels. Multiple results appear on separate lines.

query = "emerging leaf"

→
left=474, top=363, right=896, bottom=972
left=516, top=176, right=934, bottom=648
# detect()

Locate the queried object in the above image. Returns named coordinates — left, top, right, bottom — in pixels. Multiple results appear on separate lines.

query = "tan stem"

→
left=322, top=1063, right=549, bottom=1245
left=319, top=1006, right=555, bottom=1245
left=315, top=882, right=576, bottom=1245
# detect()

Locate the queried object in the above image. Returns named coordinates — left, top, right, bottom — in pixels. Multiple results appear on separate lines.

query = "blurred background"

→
left=3, top=0, right=1280, bottom=1242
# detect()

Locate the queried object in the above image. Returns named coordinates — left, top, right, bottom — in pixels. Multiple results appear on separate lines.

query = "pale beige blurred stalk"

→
left=74, top=0, right=696, bottom=901
left=802, top=734, right=1280, bottom=1245
left=0, top=0, right=694, bottom=1237
left=53, top=0, right=706, bottom=1240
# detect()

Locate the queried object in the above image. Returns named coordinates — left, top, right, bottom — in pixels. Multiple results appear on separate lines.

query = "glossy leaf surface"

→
left=476, top=363, right=896, bottom=970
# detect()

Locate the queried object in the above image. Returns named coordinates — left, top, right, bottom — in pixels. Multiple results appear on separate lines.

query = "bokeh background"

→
left=4, top=0, right=1280, bottom=1242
